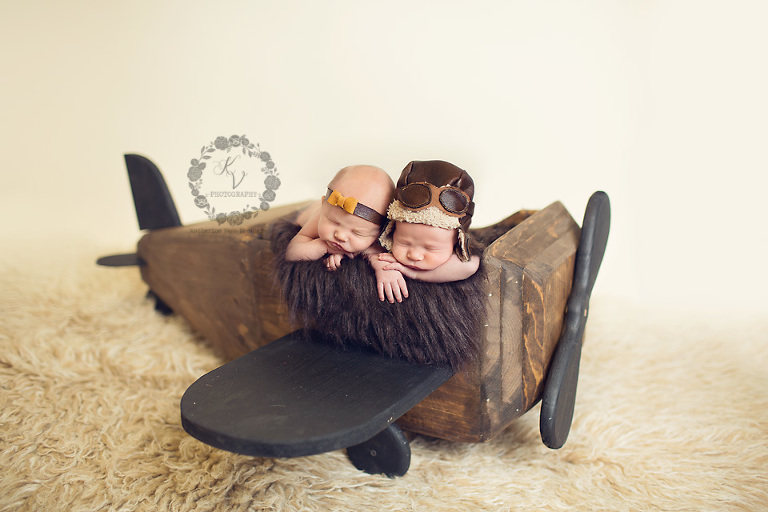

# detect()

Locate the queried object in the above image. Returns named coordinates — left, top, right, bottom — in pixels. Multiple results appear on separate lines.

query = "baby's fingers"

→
left=391, top=283, right=403, bottom=303
left=377, top=282, right=386, bottom=302
left=384, top=284, right=397, bottom=304
left=398, top=277, right=409, bottom=299
left=325, top=254, right=341, bottom=271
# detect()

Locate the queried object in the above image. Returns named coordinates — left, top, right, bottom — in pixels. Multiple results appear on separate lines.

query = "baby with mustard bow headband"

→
left=285, top=165, right=395, bottom=271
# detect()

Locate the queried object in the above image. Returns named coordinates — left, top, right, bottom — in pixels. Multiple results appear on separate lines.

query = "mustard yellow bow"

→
left=326, top=189, right=359, bottom=215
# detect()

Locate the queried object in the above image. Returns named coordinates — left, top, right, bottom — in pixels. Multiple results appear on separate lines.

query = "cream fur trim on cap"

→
left=379, top=200, right=460, bottom=251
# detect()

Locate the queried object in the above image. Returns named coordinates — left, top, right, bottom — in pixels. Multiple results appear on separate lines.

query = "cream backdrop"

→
left=2, top=0, right=767, bottom=313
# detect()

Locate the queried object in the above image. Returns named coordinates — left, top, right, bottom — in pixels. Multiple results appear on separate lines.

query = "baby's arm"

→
left=380, top=253, right=480, bottom=283
left=363, top=246, right=409, bottom=303
left=285, top=203, right=330, bottom=261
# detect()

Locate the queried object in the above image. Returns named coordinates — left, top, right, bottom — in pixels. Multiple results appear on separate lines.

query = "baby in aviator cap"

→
left=371, top=160, right=481, bottom=303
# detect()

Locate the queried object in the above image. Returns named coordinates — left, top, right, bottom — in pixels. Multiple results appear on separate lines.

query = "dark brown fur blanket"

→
left=271, top=220, right=487, bottom=369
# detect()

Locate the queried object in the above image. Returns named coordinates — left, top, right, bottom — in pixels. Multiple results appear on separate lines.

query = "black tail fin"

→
left=125, top=154, right=182, bottom=230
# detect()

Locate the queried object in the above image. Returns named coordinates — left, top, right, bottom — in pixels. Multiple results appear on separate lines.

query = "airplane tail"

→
left=125, top=154, right=182, bottom=230
left=96, top=154, right=181, bottom=267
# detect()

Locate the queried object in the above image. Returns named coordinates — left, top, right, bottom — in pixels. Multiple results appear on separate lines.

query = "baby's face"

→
left=390, top=222, right=456, bottom=271
left=317, top=201, right=381, bottom=255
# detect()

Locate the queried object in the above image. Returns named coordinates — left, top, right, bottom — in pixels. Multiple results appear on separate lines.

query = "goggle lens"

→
left=439, top=189, right=469, bottom=214
left=399, top=184, right=432, bottom=209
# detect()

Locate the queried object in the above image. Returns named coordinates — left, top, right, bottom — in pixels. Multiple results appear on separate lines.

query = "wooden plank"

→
left=137, top=202, right=309, bottom=359
left=495, top=202, right=579, bottom=428
left=395, top=366, right=489, bottom=442
left=520, top=235, right=577, bottom=409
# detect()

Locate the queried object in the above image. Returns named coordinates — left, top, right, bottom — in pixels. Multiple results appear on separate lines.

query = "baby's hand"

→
left=381, top=260, right=418, bottom=279
left=377, top=252, right=417, bottom=278
left=367, top=255, right=409, bottom=303
left=325, top=253, right=344, bottom=271
left=377, top=270, right=408, bottom=303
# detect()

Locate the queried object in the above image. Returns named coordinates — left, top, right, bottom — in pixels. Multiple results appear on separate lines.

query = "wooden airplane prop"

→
left=98, top=154, right=610, bottom=477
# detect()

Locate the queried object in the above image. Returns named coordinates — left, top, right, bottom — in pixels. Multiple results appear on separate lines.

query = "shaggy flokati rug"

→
left=1, top=241, right=767, bottom=511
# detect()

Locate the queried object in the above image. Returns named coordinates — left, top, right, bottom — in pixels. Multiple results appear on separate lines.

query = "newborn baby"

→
left=285, top=164, right=394, bottom=271
left=372, top=160, right=480, bottom=303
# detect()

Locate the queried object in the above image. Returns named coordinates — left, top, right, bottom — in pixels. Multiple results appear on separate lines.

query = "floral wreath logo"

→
left=187, top=134, right=280, bottom=226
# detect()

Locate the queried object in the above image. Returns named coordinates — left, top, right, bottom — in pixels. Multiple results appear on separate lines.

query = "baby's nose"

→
left=408, top=249, right=423, bottom=261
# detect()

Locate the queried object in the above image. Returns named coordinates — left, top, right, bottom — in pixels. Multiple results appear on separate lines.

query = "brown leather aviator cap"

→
left=396, top=160, right=475, bottom=230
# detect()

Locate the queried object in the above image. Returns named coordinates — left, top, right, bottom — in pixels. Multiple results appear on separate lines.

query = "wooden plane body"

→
left=138, top=198, right=579, bottom=443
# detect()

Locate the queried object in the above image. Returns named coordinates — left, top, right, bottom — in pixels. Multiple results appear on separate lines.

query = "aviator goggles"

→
left=396, top=182, right=473, bottom=217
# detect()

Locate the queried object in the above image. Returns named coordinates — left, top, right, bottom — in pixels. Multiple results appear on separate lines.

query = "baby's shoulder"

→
left=296, top=200, right=323, bottom=228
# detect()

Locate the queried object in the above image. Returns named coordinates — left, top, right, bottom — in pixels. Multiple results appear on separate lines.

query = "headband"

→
left=326, top=188, right=386, bottom=226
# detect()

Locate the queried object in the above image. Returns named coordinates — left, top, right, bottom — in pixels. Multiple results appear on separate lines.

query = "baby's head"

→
left=319, top=165, right=394, bottom=255
left=380, top=160, right=475, bottom=263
